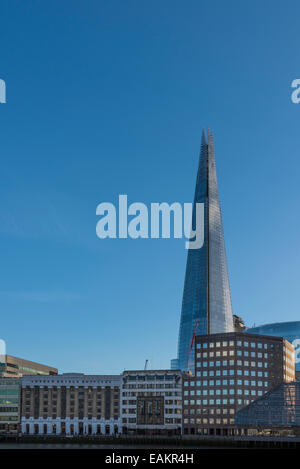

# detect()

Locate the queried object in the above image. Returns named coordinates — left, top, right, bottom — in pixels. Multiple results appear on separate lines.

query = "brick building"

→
left=182, top=332, right=295, bottom=436
left=21, top=373, right=121, bottom=435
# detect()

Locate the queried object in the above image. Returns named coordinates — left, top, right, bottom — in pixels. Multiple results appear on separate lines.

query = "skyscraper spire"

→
left=176, top=129, right=234, bottom=371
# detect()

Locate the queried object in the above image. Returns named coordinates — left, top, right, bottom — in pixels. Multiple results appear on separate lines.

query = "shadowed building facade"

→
left=175, top=130, right=234, bottom=371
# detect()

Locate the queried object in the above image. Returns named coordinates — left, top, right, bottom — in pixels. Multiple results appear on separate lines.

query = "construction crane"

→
left=144, top=359, right=149, bottom=370
left=185, top=320, right=199, bottom=373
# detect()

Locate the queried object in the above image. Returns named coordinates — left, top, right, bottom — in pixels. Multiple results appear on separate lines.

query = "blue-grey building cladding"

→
left=247, top=321, right=300, bottom=371
left=176, top=130, right=234, bottom=371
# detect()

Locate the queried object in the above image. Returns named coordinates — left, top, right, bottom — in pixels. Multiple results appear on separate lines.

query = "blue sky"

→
left=1, top=0, right=300, bottom=374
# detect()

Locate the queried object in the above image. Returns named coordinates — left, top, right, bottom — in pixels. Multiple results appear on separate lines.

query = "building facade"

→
left=0, top=355, right=58, bottom=378
left=175, top=130, right=234, bottom=372
left=21, top=373, right=121, bottom=436
left=0, top=355, right=57, bottom=434
left=0, top=378, right=21, bottom=434
left=247, top=321, right=300, bottom=371
left=235, top=381, right=300, bottom=430
left=121, top=370, right=182, bottom=435
left=182, top=332, right=295, bottom=436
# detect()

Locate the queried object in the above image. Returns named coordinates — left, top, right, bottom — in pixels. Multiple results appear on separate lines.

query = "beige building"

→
left=21, top=373, right=121, bottom=435
left=121, top=370, right=182, bottom=435
left=0, top=355, right=57, bottom=378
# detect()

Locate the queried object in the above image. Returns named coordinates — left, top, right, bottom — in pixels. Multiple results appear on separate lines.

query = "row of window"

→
left=23, top=414, right=120, bottom=420
left=122, top=418, right=181, bottom=424
left=196, top=351, right=268, bottom=358
left=184, top=408, right=234, bottom=415
left=195, top=370, right=269, bottom=378
left=122, top=392, right=181, bottom=397
left=122, top=399, right=181, bottom=406
left=122, top=408, right=181, bottom=415
left=184, top=417, right=235, bottom=425
left=196, top=341, right=270, bottom=349
left=123, top=384, right=179, bottom=389
left=185, top=379, right=268, bottom=388
left=184, top=396, right=258, bottom=406
left=126, top=375, right=178, bottom=381
left=196, top=360, right=269, bottom=368
left=184, top=388, right=265, bottom=397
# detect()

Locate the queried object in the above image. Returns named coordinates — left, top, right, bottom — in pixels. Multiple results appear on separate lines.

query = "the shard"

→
left=175, top=129, right=234, bottom=371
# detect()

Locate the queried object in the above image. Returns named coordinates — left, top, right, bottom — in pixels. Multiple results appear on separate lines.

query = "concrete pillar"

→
left=57, top=388, right=61, bottom=418
left=39, top=387, right=43, bottom=418
left=74, top=388, right=79, bottom=418
left=30, top=388, right=35, bottom=418
left=66, top=387, right=70, bottom=418
left=92, top=388, right=97, bottom=418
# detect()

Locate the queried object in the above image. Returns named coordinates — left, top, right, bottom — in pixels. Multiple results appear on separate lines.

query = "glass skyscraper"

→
left=175, top=129, right=234, bottom=371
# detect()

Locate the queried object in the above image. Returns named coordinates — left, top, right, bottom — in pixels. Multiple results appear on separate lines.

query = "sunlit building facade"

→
left=0, top=355, right=57, bottom=378
left=121, top=370, right=182, bottom=435
left=21, top=373, right=121, bottom=436
left=182, top=332, right=295, bottom=436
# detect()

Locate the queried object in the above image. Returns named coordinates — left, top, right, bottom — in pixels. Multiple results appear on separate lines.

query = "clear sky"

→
left=1, top=0, right=300, bottom=374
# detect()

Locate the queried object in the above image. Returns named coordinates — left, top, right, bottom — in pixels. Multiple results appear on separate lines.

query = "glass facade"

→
left=247, top=322, right=300, bottom=371
left=0, top=378, right=21, bottom=434
left=176, top=130, right=234, bottom=371
left=235, top=382, right=300, bottom=427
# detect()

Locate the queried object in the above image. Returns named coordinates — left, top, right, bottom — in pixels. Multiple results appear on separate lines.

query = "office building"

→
left=0, top=355, right=57, bottom=378
left=175, top=130, right=234, bottom=371
left=21, top=373, right=121, bottom=436
left=121, top=370, right=182, bottom=435
left=182, top=332, right=295, bottom=436
left=0, top=378, right=21, bottom=434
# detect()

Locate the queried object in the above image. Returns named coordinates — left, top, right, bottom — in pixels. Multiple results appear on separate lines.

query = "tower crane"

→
left=185, top=320, right=200, bottom=373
